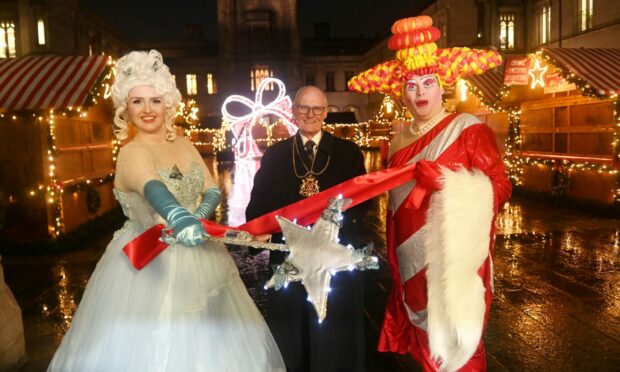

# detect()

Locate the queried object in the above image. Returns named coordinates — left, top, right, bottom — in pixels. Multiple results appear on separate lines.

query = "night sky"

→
left=81, top=0, right=434, bottom=42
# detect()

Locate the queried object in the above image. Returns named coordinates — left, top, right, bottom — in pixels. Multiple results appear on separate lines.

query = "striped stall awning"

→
left=542, top=48, right=620, bottom=96
left=0, top=55, right=109, bottom=112
left=465, top=67, right=504, bottom=106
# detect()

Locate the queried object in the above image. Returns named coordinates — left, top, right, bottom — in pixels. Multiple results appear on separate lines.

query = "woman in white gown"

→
left=48, top=50, right=285, bottom=372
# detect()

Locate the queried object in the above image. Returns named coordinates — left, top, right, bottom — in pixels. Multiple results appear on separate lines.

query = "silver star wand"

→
left=193, top=196, right=378, bottom=322
left=264, top=195, right=379, bottom=322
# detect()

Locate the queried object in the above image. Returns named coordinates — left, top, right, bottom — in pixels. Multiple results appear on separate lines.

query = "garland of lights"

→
left=500, top=104, right=619, bottom=203
left=463, top=51, right=620, bottom=205
left=187, top=120, right=378, bottom=151
left=372, top=95, right=408, bottom=123
left=502, top=108, right=522, bottom=185
left=540, top=50, right=619, bottom=99
left=613, top=101, right=620, bottom=203
left=178, top=98, right=200, bottom=137
left=3, top=61, right=117, bottom=237
left=517, top=157, right=618, bottom=200
left=189, top=126, right=228, bottom=152
left=188, top=93, right=400, bottom=152
left=551, top=165, right=570, bottom=196
left=463, top=79, right=511, bottom=114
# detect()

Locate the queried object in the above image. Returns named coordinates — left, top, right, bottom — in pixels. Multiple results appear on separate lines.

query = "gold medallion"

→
left=300, top=175, right=320, bottom=197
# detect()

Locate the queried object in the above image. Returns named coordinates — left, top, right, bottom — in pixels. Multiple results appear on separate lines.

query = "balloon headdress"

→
left=348, top=16, right=502, bottom=97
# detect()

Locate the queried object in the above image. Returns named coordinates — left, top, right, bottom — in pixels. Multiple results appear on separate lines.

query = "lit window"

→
left=186, top=74, right=197, bottom=95
left=499, top=13, right=515, bottom=50
left=37, top=18, right=46, bottom=45
left=250, top=65, right=273, bottom=91
left=325, top=71, right=335, bottom=91
left=0, top=21, right=16, bottom=58
left=579, top=0, right=593, bottom=31
left=539, top=5, right=551, bottom=44
left=206, top=73, right=217, bottom=95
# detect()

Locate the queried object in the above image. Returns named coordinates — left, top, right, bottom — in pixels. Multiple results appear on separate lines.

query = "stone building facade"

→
left=418, top=0, right=620, bottom=52
left=0, top=0, right=130, bottom=58
left=148, top=0, right=382, bottom=124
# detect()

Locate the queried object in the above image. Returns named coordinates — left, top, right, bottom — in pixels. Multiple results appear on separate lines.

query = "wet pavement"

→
left=2, top=151, right=619, bottom=371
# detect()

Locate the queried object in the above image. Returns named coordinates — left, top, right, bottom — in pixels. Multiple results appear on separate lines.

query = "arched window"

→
left=499, top=13, right=515, bottom=50
left=578, top=0, right=594, bottom=31
left=250, top=65, right=273, bottom=91
left=538, top=5, right=551, bottom=44
left=0, top=20, right=16, bottom=58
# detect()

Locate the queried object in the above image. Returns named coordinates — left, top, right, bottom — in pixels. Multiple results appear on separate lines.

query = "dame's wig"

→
left=111, top=50, right=181, bottom=141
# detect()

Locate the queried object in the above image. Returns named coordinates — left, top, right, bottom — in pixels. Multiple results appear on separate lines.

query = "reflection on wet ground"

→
left=489, top=200, right=620, bottom=371
left=2, top=150, right=619, bottom=371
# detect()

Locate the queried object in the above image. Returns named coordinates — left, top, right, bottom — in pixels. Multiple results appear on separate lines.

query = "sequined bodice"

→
left=113, top=162, right=204, bottom=231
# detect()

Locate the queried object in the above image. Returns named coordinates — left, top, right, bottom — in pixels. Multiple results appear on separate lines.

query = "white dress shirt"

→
left=300, top=131, right=322, bottom=156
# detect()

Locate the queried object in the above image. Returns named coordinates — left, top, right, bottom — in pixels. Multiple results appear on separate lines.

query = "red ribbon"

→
left=123, top=162, right=426, bottom=270
left=403, top=159, right=443, bottom=209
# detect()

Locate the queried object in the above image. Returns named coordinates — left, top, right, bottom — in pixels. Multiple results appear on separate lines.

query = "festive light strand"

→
left=5, top=61, right=116, bottom=237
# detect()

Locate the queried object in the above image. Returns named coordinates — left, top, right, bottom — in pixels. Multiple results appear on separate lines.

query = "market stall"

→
left=459, top=48, right=619, bottom=206
left=0, top=55, right=115, bottom=240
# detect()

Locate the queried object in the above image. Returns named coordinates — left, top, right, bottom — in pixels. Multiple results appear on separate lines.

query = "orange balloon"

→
left=391, top=16, right=433, bottom=34
left=388, top=27, right=441, bottom=50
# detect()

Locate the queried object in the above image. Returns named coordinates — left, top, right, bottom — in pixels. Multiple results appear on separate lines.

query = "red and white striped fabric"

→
left=0, top=55, right=109, bottom=112
left=465, top=67, right=504, bottom=107
left=542, top=48, right=620, bottom=96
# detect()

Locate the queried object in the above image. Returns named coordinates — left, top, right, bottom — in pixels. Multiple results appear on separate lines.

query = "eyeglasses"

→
left=295, top=105, right=326, bottom=115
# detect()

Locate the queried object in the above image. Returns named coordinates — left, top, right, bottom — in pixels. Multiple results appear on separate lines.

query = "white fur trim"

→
left=424, top=167, right=494, bottom=372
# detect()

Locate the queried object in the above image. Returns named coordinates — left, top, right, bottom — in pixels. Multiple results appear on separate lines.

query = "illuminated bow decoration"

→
left=221, top=77, right=297, bottom=159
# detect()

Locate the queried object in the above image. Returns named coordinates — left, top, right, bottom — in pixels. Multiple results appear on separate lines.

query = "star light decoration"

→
left=264, top=196, right=379, bottom=322
left=528, top=58, right=548, bottom=89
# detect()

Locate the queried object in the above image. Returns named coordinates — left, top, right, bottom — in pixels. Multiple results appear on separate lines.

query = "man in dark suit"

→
left=246, top=85, right=368, bottom=372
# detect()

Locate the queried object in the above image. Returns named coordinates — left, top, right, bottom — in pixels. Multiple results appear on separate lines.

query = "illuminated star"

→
left=265, top=197, right=364, bottom=322
left=529, top=59, right=548, bottom=89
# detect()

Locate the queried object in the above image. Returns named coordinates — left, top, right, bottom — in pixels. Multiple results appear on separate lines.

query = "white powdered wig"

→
left=111, top=50, right=181, bottom=141
left=425, top=166, right=494, bottom=372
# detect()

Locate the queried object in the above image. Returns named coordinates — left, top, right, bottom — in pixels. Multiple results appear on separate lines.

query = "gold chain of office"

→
left=292, top=139, right=330, bottom=197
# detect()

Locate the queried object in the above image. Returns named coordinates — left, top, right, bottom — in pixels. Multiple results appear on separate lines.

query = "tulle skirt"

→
left=0, top=261, right=27, bottom=371
left=48, top=224, right=284, bottom=372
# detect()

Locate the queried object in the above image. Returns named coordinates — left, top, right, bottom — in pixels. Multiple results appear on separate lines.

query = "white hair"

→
left=111, top=50, right=181, bottom=141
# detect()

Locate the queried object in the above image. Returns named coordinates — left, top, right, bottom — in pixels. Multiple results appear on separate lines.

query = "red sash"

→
left=124, top=162, right=423, bottom=270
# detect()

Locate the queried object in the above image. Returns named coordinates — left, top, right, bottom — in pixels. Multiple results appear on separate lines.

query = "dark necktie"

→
left=304, top=140, right=315, bottom=163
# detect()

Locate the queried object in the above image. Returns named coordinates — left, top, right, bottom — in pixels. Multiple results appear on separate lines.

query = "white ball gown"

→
left=48, top=163, right=285, bottom=371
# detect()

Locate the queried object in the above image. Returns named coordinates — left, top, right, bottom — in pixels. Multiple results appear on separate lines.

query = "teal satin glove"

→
left=174, top=223, right=208, bottom=247
left=144, top=179, right=207, bottom=247
left=194, top=188, right=221, bottom=220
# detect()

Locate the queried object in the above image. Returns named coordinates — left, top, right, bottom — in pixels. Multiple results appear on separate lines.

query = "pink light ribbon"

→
left=221, top=78, right=297, bottom=158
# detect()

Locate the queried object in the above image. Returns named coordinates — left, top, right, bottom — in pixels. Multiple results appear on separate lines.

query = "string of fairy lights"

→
left=540, top=50, right=618, bottom=100
left=462, top=50, right=620, bottom=204
left=463, top=79, right=511, bottom=114
left=188, top=120, right=378, bottom=150
left=5, top=56, right=188, bottom=237
left=17, top=60, right=214, bottom=237
left=186, top=95, right=399, bottom=151
left=24, top=60, right=117, bottom=237
left=7, top=47, right=619, bottom=239
left=20, top=68, right=395, bottom=237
